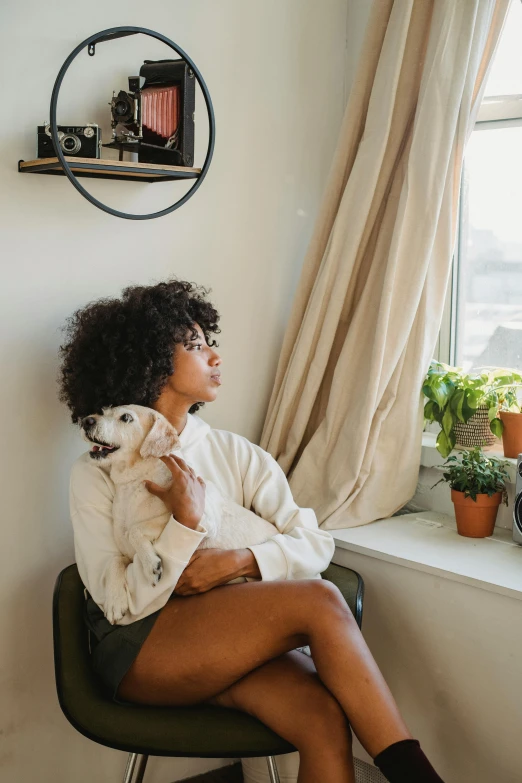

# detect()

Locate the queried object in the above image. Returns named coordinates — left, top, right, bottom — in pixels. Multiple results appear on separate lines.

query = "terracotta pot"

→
left=451, top=489, right=501, bottom=538
left=499, top=410, right=522, bottom=458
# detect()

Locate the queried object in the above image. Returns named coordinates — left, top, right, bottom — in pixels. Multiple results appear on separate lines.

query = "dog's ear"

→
left=140, top=411, right=180, bottom=459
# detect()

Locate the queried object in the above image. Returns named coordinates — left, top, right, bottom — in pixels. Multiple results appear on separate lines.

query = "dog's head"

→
left=80, top=404, right=180, bottom=463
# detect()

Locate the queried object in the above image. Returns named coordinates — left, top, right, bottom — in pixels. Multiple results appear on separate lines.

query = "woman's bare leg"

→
left=208, top=650, right=356, bottom=783
left=118, top=579, right=412, bottom=760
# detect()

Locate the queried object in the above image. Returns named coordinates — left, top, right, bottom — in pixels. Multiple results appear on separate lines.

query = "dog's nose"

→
left=82, top=416, right=97, bottom=429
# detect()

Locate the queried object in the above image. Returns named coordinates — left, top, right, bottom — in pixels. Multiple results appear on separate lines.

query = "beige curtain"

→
left=259, top=0, right=510, bottom=530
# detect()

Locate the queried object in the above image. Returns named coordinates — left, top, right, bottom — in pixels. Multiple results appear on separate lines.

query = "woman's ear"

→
left=140, top=412, right=180, bottom=459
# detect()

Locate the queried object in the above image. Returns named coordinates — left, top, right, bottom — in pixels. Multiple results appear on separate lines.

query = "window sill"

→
left=331, top=510, right=522, bottom=602
left=421, top=430, right=519, bottom=484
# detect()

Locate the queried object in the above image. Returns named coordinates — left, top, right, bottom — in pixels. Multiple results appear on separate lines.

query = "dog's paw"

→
left=105, top=594, right=129, bottom=625
left=143, top=554, right=163, bottom=586
left=136, top=548, right=163, bottom=587
left=151, top=555, right=163, bottom=586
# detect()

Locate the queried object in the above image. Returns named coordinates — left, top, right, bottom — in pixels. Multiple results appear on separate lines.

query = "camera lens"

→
left=61, top=134, right=81, bottom=155
left=115, top=100, right=130, bottom=116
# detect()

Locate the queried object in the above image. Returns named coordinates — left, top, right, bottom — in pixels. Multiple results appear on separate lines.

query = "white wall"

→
left=333, top=546, right=522, bottom=783
left=0, top=2, right=349, bottom=781
left=345, top=0, right=372, bottom=101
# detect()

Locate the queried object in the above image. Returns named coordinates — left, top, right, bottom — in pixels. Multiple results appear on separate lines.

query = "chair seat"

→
left=53, top=562, right=364, bottom=758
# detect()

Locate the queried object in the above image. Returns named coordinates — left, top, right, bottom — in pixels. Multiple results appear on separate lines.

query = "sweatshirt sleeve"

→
left=69, top=457, right=208, bottom=624
left=245, top=450, right=336, bottom=581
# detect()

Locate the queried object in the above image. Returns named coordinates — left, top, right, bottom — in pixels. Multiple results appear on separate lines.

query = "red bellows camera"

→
left=106, top=59, right=195, bottom=167
left=141, top=85, right=180, bottom=148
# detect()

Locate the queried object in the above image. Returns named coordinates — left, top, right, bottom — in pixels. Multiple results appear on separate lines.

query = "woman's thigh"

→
left=118, top=578, right=345, bottom=706
left=205, top=650, right=353, bottom=751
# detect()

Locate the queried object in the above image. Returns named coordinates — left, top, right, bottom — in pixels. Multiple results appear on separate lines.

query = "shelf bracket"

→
left=89, top=31, right=140, bottom=56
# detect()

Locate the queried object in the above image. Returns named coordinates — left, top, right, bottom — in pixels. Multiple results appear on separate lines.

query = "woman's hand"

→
left=145, top=454, right=206, bottom=530
left=174, top=549, right=245, bottom=596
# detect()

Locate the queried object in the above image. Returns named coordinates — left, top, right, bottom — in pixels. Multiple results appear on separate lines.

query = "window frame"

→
left=436, top=94, right=522, bottom=367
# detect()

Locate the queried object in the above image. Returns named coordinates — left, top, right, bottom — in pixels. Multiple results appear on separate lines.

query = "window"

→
left=438, top=0, right=522, bottom=373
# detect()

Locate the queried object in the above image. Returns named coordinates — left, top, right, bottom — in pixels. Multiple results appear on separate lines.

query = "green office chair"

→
left=53, top=563, right=364, bottom=783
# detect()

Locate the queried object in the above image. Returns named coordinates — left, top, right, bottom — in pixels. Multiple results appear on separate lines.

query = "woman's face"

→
left=167, top=322, right=222, bottom=405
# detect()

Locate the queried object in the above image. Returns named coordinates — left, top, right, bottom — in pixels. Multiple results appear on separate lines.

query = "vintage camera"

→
left=105, top=59, right=195, bottom=167
left=37, top=123, right=102, bottom=159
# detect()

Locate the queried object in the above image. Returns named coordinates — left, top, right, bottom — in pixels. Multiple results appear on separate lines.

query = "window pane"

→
left=456, top=126, right=522, bottom=373
left=484, top=0, right=522, bottom=96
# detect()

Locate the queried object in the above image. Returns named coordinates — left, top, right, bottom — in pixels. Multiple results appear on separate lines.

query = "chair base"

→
left=123, top=754, right=148, bottom=783
left=122, top=753, right=281, bottom=783
left=266, top=755, right=281, bottom=782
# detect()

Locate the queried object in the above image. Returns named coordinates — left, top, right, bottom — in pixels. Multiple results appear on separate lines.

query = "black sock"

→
left=373, top=738, right=445, bottom=783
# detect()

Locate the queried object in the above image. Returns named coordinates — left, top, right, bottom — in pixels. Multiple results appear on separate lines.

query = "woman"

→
left=59, top=278, right=445, bottom=783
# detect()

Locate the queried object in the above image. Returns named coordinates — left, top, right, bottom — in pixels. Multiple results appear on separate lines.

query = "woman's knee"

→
left=304, top=579, right=354, bottom=622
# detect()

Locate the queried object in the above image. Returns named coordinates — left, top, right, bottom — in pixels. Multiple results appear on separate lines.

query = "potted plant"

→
left=497, top=384, right=522, bottom=458
left=423, top=361, right=522, bottom=458
left=431, top=445, right=510, bottom=538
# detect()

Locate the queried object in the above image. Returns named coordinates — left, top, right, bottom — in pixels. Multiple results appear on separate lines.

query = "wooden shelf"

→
left=18, top=157, right=201, bottom=183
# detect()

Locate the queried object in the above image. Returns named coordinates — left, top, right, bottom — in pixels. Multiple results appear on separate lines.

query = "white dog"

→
left=80, top=404, right=277, bottom=623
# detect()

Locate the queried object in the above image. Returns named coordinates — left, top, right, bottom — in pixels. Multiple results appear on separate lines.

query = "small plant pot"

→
left=453, top=405, right=498, bottom=449
left=451, top=489, right=502, bottom=538
left=499, top=410, right=522, bottom=458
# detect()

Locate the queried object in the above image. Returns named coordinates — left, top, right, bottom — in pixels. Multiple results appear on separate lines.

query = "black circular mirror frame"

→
left=49, top=26, right=216, bottom=220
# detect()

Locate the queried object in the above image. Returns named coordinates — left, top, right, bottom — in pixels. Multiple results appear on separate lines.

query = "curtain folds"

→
left=259, top=0, right=510, bottom=530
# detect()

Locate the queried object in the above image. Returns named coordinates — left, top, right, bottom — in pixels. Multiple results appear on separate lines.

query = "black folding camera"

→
left=37, top=124, right=102, bottom=159
left=105, top=59, right=195, bottom=167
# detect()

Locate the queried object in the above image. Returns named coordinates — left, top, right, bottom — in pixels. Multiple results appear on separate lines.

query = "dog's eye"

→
left=120, top=413, right=134, bottom=423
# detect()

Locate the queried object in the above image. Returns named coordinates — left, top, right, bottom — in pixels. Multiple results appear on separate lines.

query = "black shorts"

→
left=83, top=594, right=161, bottom=704
left=83, top=593, right=313, bottom=705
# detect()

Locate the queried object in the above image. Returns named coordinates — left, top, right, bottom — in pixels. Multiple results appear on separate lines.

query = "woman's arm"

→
left=172, top=546, right=262, bottom=595
left=69, top=457, right=208, bottom=624
left=243, top=449, right=336, bottom=581
left=235, top=549, right=262, bottom=578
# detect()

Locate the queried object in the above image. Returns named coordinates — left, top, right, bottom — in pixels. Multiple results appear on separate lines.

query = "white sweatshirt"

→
left=69, top=412, right=336, bottom=625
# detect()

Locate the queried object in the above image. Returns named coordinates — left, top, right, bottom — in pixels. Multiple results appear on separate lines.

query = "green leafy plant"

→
left=422, top=361, right=522, bottom=457
left=430, top=445, right=510, bottom=505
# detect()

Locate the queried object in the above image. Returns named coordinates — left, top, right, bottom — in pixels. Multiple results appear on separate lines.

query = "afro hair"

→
left=57, top=277, right=221, bottom=423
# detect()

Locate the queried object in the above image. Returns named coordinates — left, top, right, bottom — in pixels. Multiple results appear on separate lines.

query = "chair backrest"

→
left=321, top=562, right=364, bottom=629
left=53, top=565, right=116, bottom=743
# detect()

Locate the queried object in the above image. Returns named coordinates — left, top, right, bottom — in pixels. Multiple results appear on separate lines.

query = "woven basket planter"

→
left=453, top=405, right=498, bottom=449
